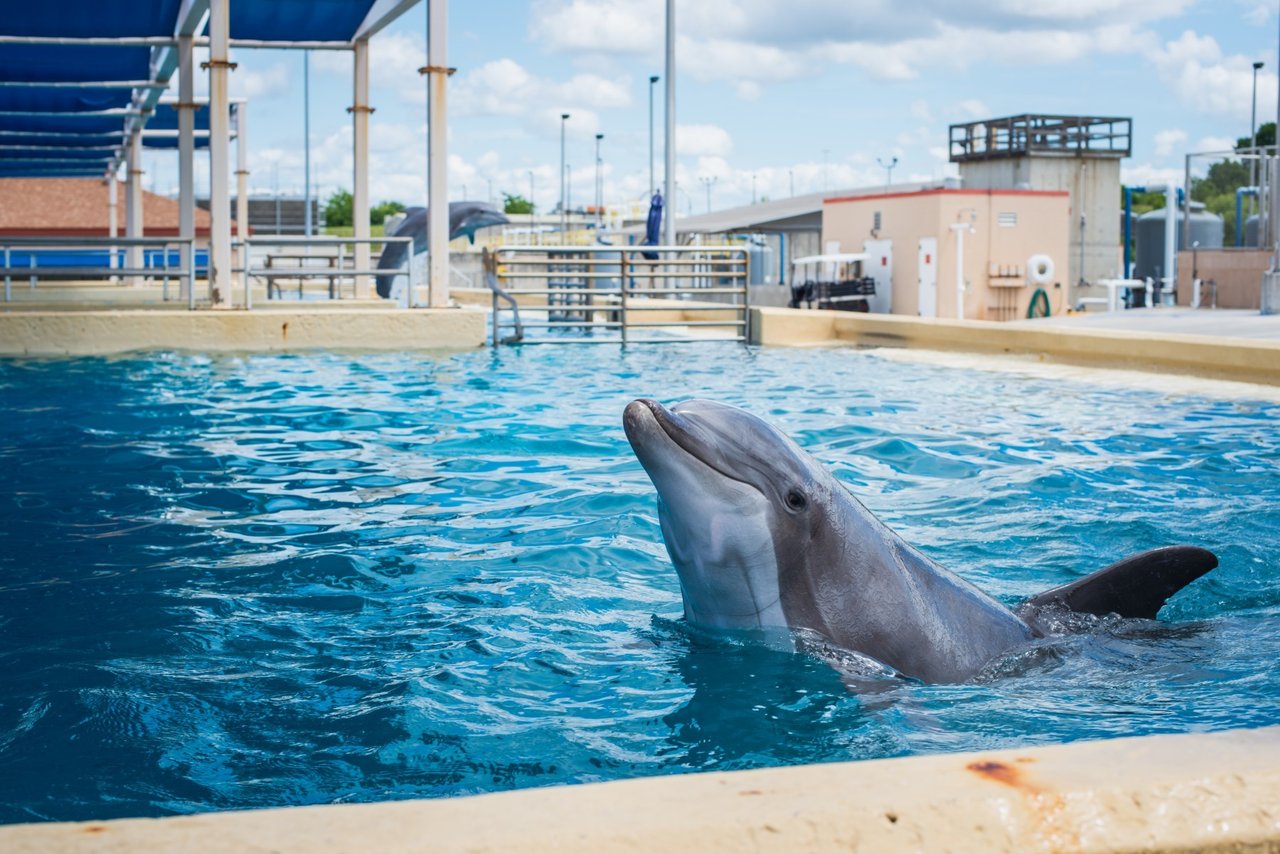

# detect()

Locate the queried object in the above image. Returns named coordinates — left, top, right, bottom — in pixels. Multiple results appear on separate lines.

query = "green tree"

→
left=1236, top=121, right=1276, bottom=150
left=370, top=200, right=406, bottom=226
left=503, top=192, right=534, bottom=215
left=1191, top=159, right=1251, bottom=244
left=324, top=189, right=353, bottom=227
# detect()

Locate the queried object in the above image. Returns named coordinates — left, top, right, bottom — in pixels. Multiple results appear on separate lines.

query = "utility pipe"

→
left=948, top=222, right=972, bottom=320
left=125, top=131, right=143, bottom=287
left=106, top=171, right=117, bottom=281
left=1236, top=186, right=1259, bottom=247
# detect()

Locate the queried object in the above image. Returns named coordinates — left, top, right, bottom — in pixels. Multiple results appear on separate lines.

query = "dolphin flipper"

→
left=1021, top=545, right=1218, bottom=620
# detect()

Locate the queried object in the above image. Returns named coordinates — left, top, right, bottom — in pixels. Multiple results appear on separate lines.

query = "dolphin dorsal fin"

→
left=1021, top=545, right=1218, bottom=620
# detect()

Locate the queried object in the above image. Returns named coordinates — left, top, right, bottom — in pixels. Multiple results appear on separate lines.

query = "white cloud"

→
left=1121, top=163, right=1186, bottom=187
left=1154, top=129, right=1188, bottom=157
left=1152, top=30, right=1279, bottom=120
left=451, top=59, right=630, bottom=133
left=676, top=124, right=733, bottom=157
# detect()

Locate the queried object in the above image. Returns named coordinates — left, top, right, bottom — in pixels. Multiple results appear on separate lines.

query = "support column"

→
left=207, top=0, right=233, bottom=307
left=107, top=172, right=118, bottom=283
left=426, top=0, right=450, bottom=308
left=125, top=132, right=143, bottom=287
left=662, top=0, right=676, bottom=248
left=178, top=33, right=196, bottom=304
left=352, top=38, right=372, bottom=299
left=235, top=103, right=250, bottom=308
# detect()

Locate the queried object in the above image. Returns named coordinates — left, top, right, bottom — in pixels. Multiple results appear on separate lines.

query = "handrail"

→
left=488, top=244, right=750, bottom=345
left=236, top=236, right=415, bottom=308
left=0, top=235, right=197, bottom=307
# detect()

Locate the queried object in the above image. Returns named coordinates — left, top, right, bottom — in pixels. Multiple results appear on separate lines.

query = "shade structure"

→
left=0, top=0, right=406, bottom=177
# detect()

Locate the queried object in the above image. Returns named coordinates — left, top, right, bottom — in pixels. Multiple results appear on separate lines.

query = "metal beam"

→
left=125, top=132, right=143, bottom=286
left=0, top=81, right=167, bottom=89
left=354, top=0, right=422, bottom=41
left=663, top=0, right=676, bottom=248
left=0, top=35, right=352, bottom=50
left=235, top=102, right=250, bottom=306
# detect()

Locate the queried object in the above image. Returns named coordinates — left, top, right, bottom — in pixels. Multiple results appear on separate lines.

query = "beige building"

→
left=822, top=187, right=1071, bottom=321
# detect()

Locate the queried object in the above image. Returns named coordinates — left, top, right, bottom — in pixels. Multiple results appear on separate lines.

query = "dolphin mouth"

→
left=624, top=399, right=752, bottom=487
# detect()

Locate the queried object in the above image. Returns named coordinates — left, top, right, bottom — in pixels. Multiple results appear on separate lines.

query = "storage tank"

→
left=1244, top=214, right=1262, bottom=248
left=1133, top=202, right=1223, bottom=284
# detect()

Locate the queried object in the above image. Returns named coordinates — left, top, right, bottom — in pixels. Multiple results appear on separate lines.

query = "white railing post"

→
left=352, top=38, right=372, bottom=299
left=207, top=0, right=233, bottom=307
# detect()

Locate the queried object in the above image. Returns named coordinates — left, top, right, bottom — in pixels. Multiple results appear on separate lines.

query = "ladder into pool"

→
left=483, top=245, right=751, bottom=345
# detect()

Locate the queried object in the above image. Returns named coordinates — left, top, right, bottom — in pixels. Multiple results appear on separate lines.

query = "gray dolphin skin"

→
left=623, top=398, right=1218, bottom=684
left=375, top=201, right=509, bottom=298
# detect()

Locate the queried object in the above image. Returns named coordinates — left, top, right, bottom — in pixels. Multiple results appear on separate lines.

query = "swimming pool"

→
left=1, top=345, right=1277, bottom=824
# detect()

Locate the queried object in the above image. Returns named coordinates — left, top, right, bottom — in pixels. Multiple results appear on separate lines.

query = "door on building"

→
left=862, top=239, right=893, bottom=313
left=918, top=237, right=937, bottom=318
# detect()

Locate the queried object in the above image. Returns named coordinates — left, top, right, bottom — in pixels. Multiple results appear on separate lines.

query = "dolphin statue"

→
left=623, top=398, right=1219, bottom=684
left=375, top=201, right=509, bottom=298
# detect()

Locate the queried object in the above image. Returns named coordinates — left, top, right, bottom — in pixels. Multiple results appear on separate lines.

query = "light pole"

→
left=594, top=132, right=604, bottom=229
left=699, top=175, right=717, bottom=212
left=648, top=75, right=659, bottom=196
left=302, top=50, right=309, bottom=236
left=877, top=155, right=898, bottom=192
left=527, top=169, right=534, bottom=216
left=751, top=173, right=757, bottom=204
left=789, top=169, right=794, bottom=196
left=663, top=0, right=676, bottom=247
left=1252, top=61, right=1264, bottom=192
left=559, top=112, right=569, bottom=238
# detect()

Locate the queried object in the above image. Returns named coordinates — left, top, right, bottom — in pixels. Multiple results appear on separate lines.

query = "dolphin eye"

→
left=785, top=490, right=808, bottom=511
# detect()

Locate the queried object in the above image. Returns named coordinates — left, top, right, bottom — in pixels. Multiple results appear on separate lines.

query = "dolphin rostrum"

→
left=623, top=398, right=1218, bottom=684
left=375, top=201, right=509, bottom=298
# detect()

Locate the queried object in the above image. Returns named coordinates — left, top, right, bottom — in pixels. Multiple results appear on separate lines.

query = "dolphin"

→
left=623, top=398, right=1218, bottom=684
left=375, top=201, right=509, bottom=298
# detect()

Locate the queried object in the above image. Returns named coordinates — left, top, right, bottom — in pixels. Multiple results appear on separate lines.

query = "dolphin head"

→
left=623, top=399, right=840, bottom=632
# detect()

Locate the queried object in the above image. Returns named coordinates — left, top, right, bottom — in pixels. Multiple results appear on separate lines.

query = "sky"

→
left=147, top=0, right=1280, bottom=217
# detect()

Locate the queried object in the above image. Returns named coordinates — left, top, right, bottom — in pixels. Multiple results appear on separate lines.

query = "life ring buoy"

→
left=1028, top=254, right=1054, bottom=284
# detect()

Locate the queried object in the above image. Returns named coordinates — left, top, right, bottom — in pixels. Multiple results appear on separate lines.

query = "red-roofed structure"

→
left=0, top=178, right=234, bottom=238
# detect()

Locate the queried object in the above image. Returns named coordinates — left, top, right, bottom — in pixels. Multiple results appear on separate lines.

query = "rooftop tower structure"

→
left=949, top=114, right=1131, bottom=295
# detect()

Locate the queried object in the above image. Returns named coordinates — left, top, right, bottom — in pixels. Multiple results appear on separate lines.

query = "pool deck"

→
left=751, top=306, right=1280, bottom=386
left=3, top=726, right=1277, bottom=852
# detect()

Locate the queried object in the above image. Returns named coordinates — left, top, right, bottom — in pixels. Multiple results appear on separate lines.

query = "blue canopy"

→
left=0, top=0, right=413, bottom=178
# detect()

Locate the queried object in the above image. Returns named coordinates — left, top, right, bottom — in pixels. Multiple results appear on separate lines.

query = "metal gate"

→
left=485, top=245, right=750, bottom=345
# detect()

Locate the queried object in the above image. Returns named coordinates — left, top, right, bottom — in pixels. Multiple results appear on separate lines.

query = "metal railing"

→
left=487, top=244, right=750, bottom=345
left=235, top=236, right=416, bottom=308
left=1, top=236, right=198, bottom=306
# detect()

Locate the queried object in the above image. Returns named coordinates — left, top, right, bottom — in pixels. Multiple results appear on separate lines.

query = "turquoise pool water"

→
left=1, top=345, right=1277, bottom=823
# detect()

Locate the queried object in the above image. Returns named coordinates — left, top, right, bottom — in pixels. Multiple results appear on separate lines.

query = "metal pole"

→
left=594, top=132, right=603, bottom=229
left=648, top=75, right=658, bottom=195
left=1182, top=155, right=1191, bottom=274
left=126, top=131, right=143, bottom=287
left=353, top=38, right=372, bottom=299
left=1252, top=62, right=1263, bottom=192
left=208, top=0, right=232, bottom=307
left=559, top=113, right=568, bottom=238
left=528, top=169, right=534, bottom=215
left=950, top=223, right=967, bottom=319
left=304, top=51, right=312, bottom=238
left=426, top=0, right=450, bottom=307
left=107, top=172, right=118, bottom=282
left=178, top=34, right=195, bottom=303
left=235, top=103, right=250, bottom=308
left=663, top=0, right=676, bottom=248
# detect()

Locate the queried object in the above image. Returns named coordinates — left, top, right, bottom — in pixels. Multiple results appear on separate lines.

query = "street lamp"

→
left=559, top=113, right=569, bottom=238
left=1252, top=61, right=1265, bottom=191
left=751, top=173, right=757, bottom=204
left=648, top=75, right=659, bottom=196
left=699, top=175, right=717, bottom=212
left=594, top=132, right=604, bottom=229
left=877, top=155, right=898, bottom=192
left=527, top=169, right=535, bottom=217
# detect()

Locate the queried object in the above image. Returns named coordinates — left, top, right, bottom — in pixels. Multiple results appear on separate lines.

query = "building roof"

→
left=0, top=177, right=225, bottom=235
left=650, top=179, right=962, bottom=236
left=826, top=187, right=1070, bottom=205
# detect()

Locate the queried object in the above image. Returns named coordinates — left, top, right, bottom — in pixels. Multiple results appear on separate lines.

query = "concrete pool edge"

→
left=751, top=307, right=1280, bottom=386
left=0, top=307, right=487, bottom=355
left=3, top=726, right=1278, bottom=852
